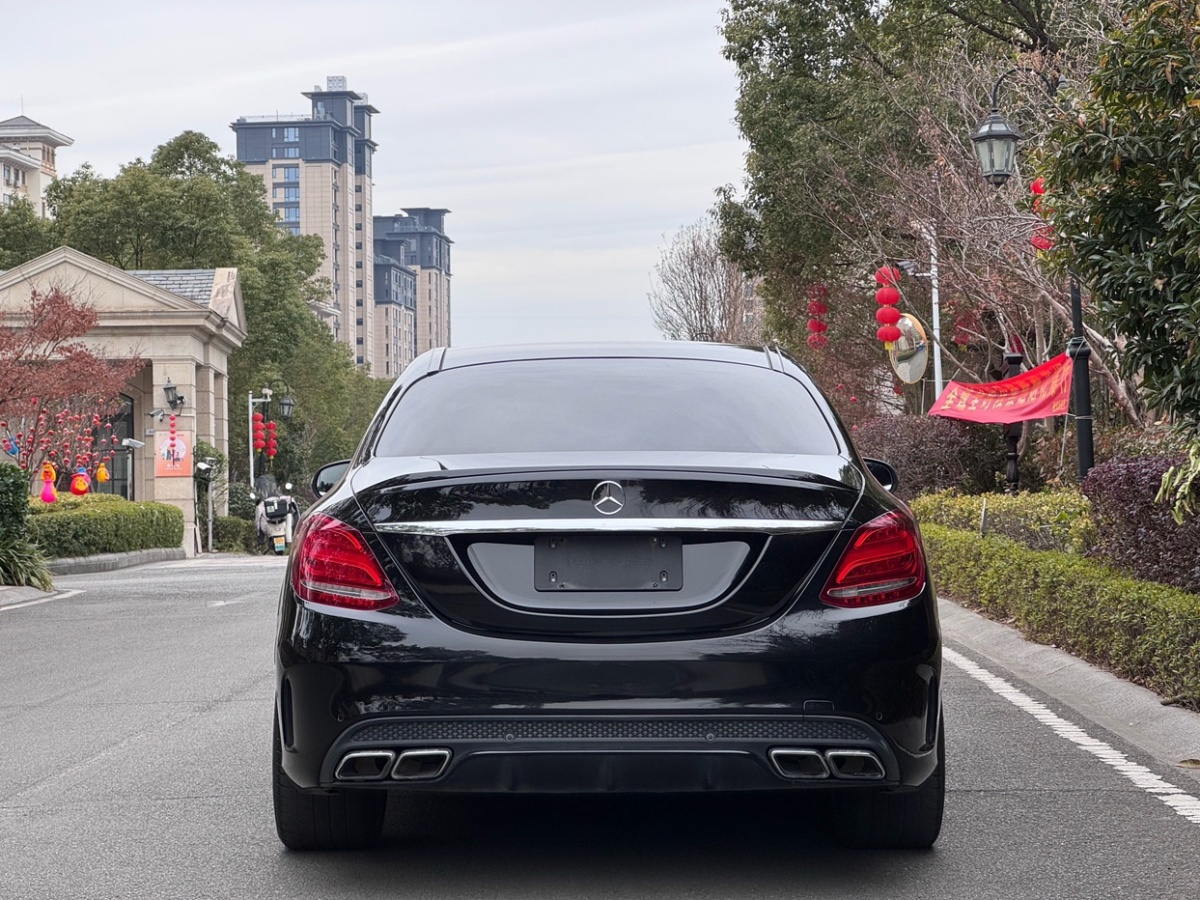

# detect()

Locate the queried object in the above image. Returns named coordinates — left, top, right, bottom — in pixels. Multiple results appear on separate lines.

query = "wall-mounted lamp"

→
left=163, top=378, right=186, bottom=412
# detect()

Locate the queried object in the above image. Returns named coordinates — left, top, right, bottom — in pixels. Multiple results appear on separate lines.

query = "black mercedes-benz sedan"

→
left=273, top=342, right=943, bottom=850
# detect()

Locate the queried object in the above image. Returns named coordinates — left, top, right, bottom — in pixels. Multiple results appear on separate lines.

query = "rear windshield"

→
left=376, top=358, right=840, bottom=457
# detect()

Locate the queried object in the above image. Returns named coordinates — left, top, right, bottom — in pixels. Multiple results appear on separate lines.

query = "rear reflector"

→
left=820, top=509, right=926, bottom=608
left=291, top=514, right=399, bottom=611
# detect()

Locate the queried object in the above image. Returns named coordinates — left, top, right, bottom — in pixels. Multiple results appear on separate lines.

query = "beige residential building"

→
left=0, top=115, right=73, bottom=217
left=0, top=247, right=247, bottom=555
left=231, top=77, right=379, bottom=371
left=374, top=209, right=452, bottom=357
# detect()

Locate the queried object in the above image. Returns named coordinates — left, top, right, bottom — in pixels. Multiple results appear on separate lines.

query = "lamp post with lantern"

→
left=247, top=380, right=295, bottom=489
left=969, top=69, right=1095, bottom=480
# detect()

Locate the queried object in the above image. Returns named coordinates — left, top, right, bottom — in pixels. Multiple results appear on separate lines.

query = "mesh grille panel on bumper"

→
left=348, top=717, right=874, bottom=743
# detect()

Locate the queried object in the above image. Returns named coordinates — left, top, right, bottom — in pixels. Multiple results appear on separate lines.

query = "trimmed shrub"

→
left=0, top=464, right=31, bottom=541
left=214, top=516, right=257, bottom=554
left=1082, top=455, right=1200, bottom=593
left=911, top=490, right=1096, bottom=554
left=852, top=416, right=1006, bottom=500
left=924, top=524, right=1200, bottom=710
left=28, top=496, right=184, bottom=558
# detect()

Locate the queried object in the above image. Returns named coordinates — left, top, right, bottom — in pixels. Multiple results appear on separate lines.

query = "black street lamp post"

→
left=970, top=69, right=1095, bottom=481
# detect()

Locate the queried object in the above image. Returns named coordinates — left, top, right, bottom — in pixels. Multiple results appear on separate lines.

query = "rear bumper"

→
left=311, top=713, right=908, bottom=792
left=276, top=592, right=942, bottom=793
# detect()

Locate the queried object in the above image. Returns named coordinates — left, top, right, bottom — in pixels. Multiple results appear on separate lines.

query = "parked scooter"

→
left=253, top=474, right=298, bottom=555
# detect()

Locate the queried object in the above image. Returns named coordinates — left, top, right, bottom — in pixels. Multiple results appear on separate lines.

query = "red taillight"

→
left=291, top=514, right=399, bottom=611
left=820, top=510, right=927, bottom=608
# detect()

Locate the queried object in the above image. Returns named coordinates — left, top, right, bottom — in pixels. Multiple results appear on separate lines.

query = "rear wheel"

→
left=832, top=727, right=945, bottom=849
left=272, top=723, right=387, bottom=851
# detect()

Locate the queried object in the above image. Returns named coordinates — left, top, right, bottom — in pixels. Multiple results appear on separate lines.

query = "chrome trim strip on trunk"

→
left=374, top=517, right=842, bottom=536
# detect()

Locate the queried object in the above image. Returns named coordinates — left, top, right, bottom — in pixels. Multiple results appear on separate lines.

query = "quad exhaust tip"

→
left=768, top=748, right=831, bottom=780
left=334, top=750, right=397, bottom=782
left=391, top=748, right=452, bottom=781
left=825, top=749, right=885, bottom=780
left=768, top=748, right=886, bottom=781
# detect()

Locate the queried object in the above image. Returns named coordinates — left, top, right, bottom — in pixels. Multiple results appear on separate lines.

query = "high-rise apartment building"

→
left=0, top=115, right=73, bottom=217
left=373, top=253, right=418, bottom=379
left=231, top=77, right=379, bottom=369
left=374, top=209, right=452, bottom=355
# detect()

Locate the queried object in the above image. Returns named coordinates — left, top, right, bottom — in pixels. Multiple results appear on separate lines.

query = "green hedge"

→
left=924, top=524, right=1200, bottom=710
left=911, top=490, right=1097, bottom=554
left=214, top=516, right=257, bottom=554
left=28, top=495, right=184, bottom=558
left=0, top=464, right=30, bottom=542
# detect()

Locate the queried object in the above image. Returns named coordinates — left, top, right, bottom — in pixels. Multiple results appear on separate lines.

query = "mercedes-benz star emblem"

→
left=591, top=481, right=625, bottom=516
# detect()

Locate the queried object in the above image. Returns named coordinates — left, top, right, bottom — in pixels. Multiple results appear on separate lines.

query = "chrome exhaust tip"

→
left=334, top=750, right=397, bottom=782
left=825, top=749, right=885, bottom=780
left=391, top=748, right=451, bottom=781
left=768, top=748, right=831, bottom=780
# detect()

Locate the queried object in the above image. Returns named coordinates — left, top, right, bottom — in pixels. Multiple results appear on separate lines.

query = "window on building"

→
left=356, top=318, right=364, bottom=325
left=283, top=166, right=299, bottom=182
left=273, top=146, right=300, bottom=158
left=356, top=280, right=363, bottom=288
left=283, top=126, right=299, bottom=142
left=282, top=207, right=300, bottom=222
left=355, top=242, right=362, bottom=250
left=355, top=185, right=362, bottom=193
left=356, top=338, right=363, bottom=345
left=272, top=187, right=278, bottom=198
left=357, top=356, right=364, bottom=364
left=284, top=186, right=300, bottom=201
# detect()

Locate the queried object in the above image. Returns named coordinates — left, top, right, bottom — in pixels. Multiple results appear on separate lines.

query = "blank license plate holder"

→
left=534, top=535, right=682, bottom=592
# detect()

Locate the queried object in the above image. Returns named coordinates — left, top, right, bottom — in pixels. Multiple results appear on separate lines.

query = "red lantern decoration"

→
left=807, top=283, right=829, bottom=300
left=875, top=286, right=901, bottom=306
left=874, top=266, right=901, bottom=287
left=807, top=334, right=828, bottom=349
left=807, top=300, right=828, bottom=316
left=807, top=319, right=828, bottom=334
left=877, top=325, right=903, bottom=345
left=875, top=306, right=902, bottom=326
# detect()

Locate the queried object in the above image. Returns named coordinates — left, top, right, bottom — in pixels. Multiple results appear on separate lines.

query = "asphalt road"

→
left=2, top=557, right=1199, bottom=900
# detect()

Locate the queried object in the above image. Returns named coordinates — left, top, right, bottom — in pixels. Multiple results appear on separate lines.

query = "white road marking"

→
left=945, top=647, right=1200, bottom=827
left=207, top=599, right=245, bottom=608
left=0, top=588, right=85, bottom=612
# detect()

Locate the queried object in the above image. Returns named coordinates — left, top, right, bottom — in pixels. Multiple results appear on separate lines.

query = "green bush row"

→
left=923, top=524, right=1200, bottom=710
left=214, top=516, right=258, bottom=554
left=28, top=496, right=184, bottom=558
left=911, top=490, right=1097, bottom=554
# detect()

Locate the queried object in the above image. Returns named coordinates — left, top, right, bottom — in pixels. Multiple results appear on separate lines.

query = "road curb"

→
left=45, top=547, right=187, bottom=576
left=940, top=596, right=1200, bottom=785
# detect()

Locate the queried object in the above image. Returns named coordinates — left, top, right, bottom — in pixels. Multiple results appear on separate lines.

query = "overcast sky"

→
left=5, top=0, right=746, bottom=347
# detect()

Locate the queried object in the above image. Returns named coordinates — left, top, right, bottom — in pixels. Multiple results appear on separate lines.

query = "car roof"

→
left=436, top=342, right=786, bottom=371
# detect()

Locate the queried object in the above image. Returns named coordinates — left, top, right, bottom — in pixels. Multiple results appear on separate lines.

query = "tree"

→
left=1040, top=0, right=1200, bottom=512
left=715, top=0, right=1147, bottom=474
left=649, top=216, right=763, bottom=343
left=0, top=287, right=143, bottom=481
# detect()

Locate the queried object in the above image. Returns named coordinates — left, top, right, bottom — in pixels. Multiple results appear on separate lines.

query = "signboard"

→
left=929, top=353, right=1072, bottom=424
left=155, top=430, right=193, bottom=477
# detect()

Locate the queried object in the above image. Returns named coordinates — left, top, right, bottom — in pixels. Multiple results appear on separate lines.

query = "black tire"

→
left=832, top=727, right=945, bottom=849
left=272, top=724, right=387, bottom=851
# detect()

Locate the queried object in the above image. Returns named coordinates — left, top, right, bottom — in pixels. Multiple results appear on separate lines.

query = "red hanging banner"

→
left=929, top=353, right=1073, bottom=424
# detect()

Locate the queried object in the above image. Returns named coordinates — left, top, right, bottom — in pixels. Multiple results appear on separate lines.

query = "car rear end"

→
left=273, top=346, right=942, bottom=849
